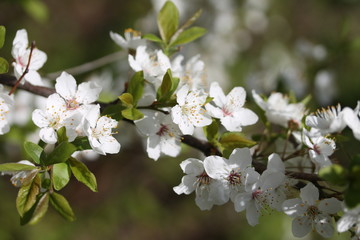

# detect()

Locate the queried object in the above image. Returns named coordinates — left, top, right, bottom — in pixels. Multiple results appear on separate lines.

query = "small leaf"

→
left=319, top=164, right=348, bottom=186
left=57, top=126, right=68, bottom=143
left=24, top=141, right=43, bottom=165
left=204, top=119, right=219, bottom=142
left=28, top=193, right=49, bottom=225
left=16, top=175, right=41, bottom=217
left=0, top=163, right=37, bottom=171
left=219, top=132, right=257, bottom=150
left=157, top=1, right=179, bottom=43
left=127, top=71, right=144, bottom=105
left=205, top=96, right=213, bottom=105
left=119, top=93, right=134, bottom=108
left=0, top=26, right=5, bottom=49
left=0, top=57, right=9, bottom=74
left=121, top=108, right=144, bottom=121
left=142, top=33, right=163, bottom=43
left=50, top=192, right=76, bottom=221
left=52, top=163, right=71, bottom=191
left=170, top=9, right=202, bottom=42
left=68, top=157, right=97, bottom=192
left=44, top=142, right=77, bottom=166
left=157, top=69, right=179, bottom=102
left=72, top=137, right=92, bottom=151
left=170, top=27, right=206, bottom=46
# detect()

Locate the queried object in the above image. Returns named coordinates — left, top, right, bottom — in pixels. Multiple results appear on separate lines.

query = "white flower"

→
left=135, top=110, right=181, bottom=160
left=32, top=94, right=82, bottom=144
left=337, top=205, right=360, bottom=236
left=204, top=148, right=257, bottom=202
left=304, top=135, right=336, bottom=170
left=171, top=84, right=212, bottom=135
left=128, top=46, right=171, bottom=88
left=173, top=157, right=228, bottom=210
left=252, top=90, right=306, bottom=128
left=83, top=105, right=120, bottom=155
left=0, top=85, right=14, bottom=134
left=11, top=29, right=47, bottom=85
left=282, top=182, right=341, bottom=238
left=343, top=101, right=360, bottom=141
left=110, top=28, right=146, bottom=50
left=233, top=153, right=285, bottom=226
left=206, top=82, right=258, bottom=131
left=1, top=160, right=38, bottom=187
left=55, top=71, right=102, bottom=112
left=305, top=104, right=346, bottom=135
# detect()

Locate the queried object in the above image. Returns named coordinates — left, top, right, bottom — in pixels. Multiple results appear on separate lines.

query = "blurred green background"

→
left=0, top=0, right=359, bottom=239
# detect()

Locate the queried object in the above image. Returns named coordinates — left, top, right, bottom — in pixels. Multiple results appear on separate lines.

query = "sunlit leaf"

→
left=50, top=192, right=76, bottom=221
left=157, top=1, right=179, bottom=43
left=68, top=157, right=97, bottom=192
left=53, top=163, right=71, bottom=191
left=24, top=141, right=43, bottom=165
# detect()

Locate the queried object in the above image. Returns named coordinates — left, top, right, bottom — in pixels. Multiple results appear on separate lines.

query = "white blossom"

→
left=282, top=182, right=341, bottom=238
left=305, top=104, right=346, bottom=135
left=110, top=28, right=146, bottom=50
left=171, top=84, right=212, bottom=135
left=173, top=157, right=227, bottom=210
left=304, top=135, right=336, bottom=170
left=135, top=110, right=181, bottom=160
left=252, top=90, right=305, bottom=128
left=337, top=205, right=360, bottom=237
left=204, top=148, right=257, bottom=202
left=83, top=105, right=120, bottom=155
left=0, top=85, right=14, bottom=135
left=11, top=29, right=47, bottom=85
left=206, top=82, right=258, bottom=131
left=32, top=94, right=82, bottom=144
left=343, top=101, right=360, bottom=141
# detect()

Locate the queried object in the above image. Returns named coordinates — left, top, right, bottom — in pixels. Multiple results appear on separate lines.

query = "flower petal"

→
left=300, top=182, right=319, bottom=205
left=55, top=72, right=77, bottom=100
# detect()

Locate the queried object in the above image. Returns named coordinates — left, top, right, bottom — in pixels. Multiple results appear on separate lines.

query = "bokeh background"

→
left=0, top=0, right=359, bottom=239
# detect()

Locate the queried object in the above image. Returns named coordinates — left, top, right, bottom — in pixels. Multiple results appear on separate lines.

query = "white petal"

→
left=110, top=31, right=127, bottom=48
left=173, top=175, right=197, bottom=195
left=226, top=86, right=246, bottom=110
left=252, top=90, right=267, bottom=110
left=39, top=127, right=57, bottom=144
left=318, top=198, right=341, bottom=214
left=246, top=200, right=261, bottom=226
left=147, top=135, right=161, bottom=160
left=32, top=109, right=49, bottom=128
left=337, top=213, right=358, bottom=232
left=233, top=192, right=251, bottom=212
left=209, top=82, right=226, bottom=107
left=228, top=148, right=252, bottom=169
left=28, top=49, right=47, bottom=70
left=221, top=116, right=243, bottom=132
left=203, top=155, right=229, bottom=180
left=99, top=135, right=120, bottom=154
left=55, top=72, right=77, bottom=100
left=205, top=104, right=224, bottom=119
left=282, top=198, right=306, bottom=217
left=267, top=153, right=285, bottom=173
left=160, top=136, right=181, bottom=157
left=315, top=214, right=334, bottom=238
left=24, top=70, right=43, bottom=86
left=75, top=81, right=102, bottom=104
left=134, top=110, right=161, bottom=136
left=179, top=158, right=204, bottom=175
left=176, top=84, right=189, bottom=106
left=232, top=108, right=258, bottom=126
left=300, top=182, right=319, bottom=205
left=292, top=216, right=312, bottom=238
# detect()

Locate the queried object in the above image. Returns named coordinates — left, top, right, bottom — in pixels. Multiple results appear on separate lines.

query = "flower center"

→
left=222, top=106, right=232, bottom=116
left=196, top=171, right=211, bottom=186
left=306, top=205, right=320, bottom=219
left=156, top=124, right=169, bottom=136
left=66, top=99, right=80, bottom=110
left=228, top=169, right=242, bottom=186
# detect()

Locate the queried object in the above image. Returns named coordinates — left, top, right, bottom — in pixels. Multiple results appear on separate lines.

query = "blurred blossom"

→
left=295, top=39, right=327, bottom=61
left=314, top=70, right=337, bottom=106
left=244, top=9, right=268, bottom=34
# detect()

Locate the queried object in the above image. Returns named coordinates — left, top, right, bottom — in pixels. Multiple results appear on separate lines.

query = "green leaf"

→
left=170, top=8, right=202, bottom=43
left=142, top=33, right=163, bottom=43
left=219, top=132, right=257, bottom=152
left=50, top=192, right=76, bottom=221
left=121, top=108, right=144, bottom=121
left=23, top=0, right=49, bottom=23
left=0, top=163, right=37, bottom=171
left=157, top=1, right=179, bottom=43
left=127, top=71, right=144, bottom=105
left=16, top=175, right=41, bottom=217
left=72, top=137, right=92, bottom=151
left=0, top=57, right=9, bottom=74
left=68, top=157, right=97, bottom=192
left=170, top=27, right=206, bottom=46
left=204, top=119, right=219, bottom=142
left=24, top=141, right=43, bottom=165
left=345, top=186, right=360, bottom=208
left=57, top=126, right=68, bottom=143
left=157, top=69, right=179, bottom=102
left=28, top=193, right=49, bottom=225
left=119, top=93, right=134, bottom=108
left=319, top=164, right=348, bottom=186
left=52, top=163, right=71, bottom=191
left=44, top=142, right=77, bottom=166
left=0, top=26, right=5, bottom=49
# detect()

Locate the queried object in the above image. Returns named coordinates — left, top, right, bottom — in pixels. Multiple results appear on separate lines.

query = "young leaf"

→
left=219, top=132, right=257, bottom=150
left=142, top=33, right=163, bottom=43
left=127, top=71, right=144, bottom=105
left=0, top=26, right=5, bottom=49
left=121, top=108, right=144, bottom=120
left=204, top=119, right=219, bottom=142
left=119, top=93, right=134, bottom=108
left=157, top=69, right=179, bottom=102
left=52, top=163, right=71, bottom=191
left=43, top=142, right=77, bottom=166
left=57, top=126, right=68, bottom=143
left=0, top=57, right=9, bottom=74
left=170, top=9, right=202, bottom=42
left=157, top=1, right=179, bottom=43
left=16, top=175, right=41, bottom=217
left=68, top=157, right=97, bottom=192
left=319, top=164, right=348, bottom=186
left=50, top=192, right=76, bottom=221
left=28, top=193, right=49, bottom=225
left=24, top=141, right=43, bottom=165
left=0, top=163, right=37, bottom=171
left=170, top=27, right=206, bottom=46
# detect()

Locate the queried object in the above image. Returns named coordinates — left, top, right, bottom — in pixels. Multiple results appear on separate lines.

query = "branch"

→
left=45, top=51, right=126, bottom=80
left=181, top=135, right=222, bottom=156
